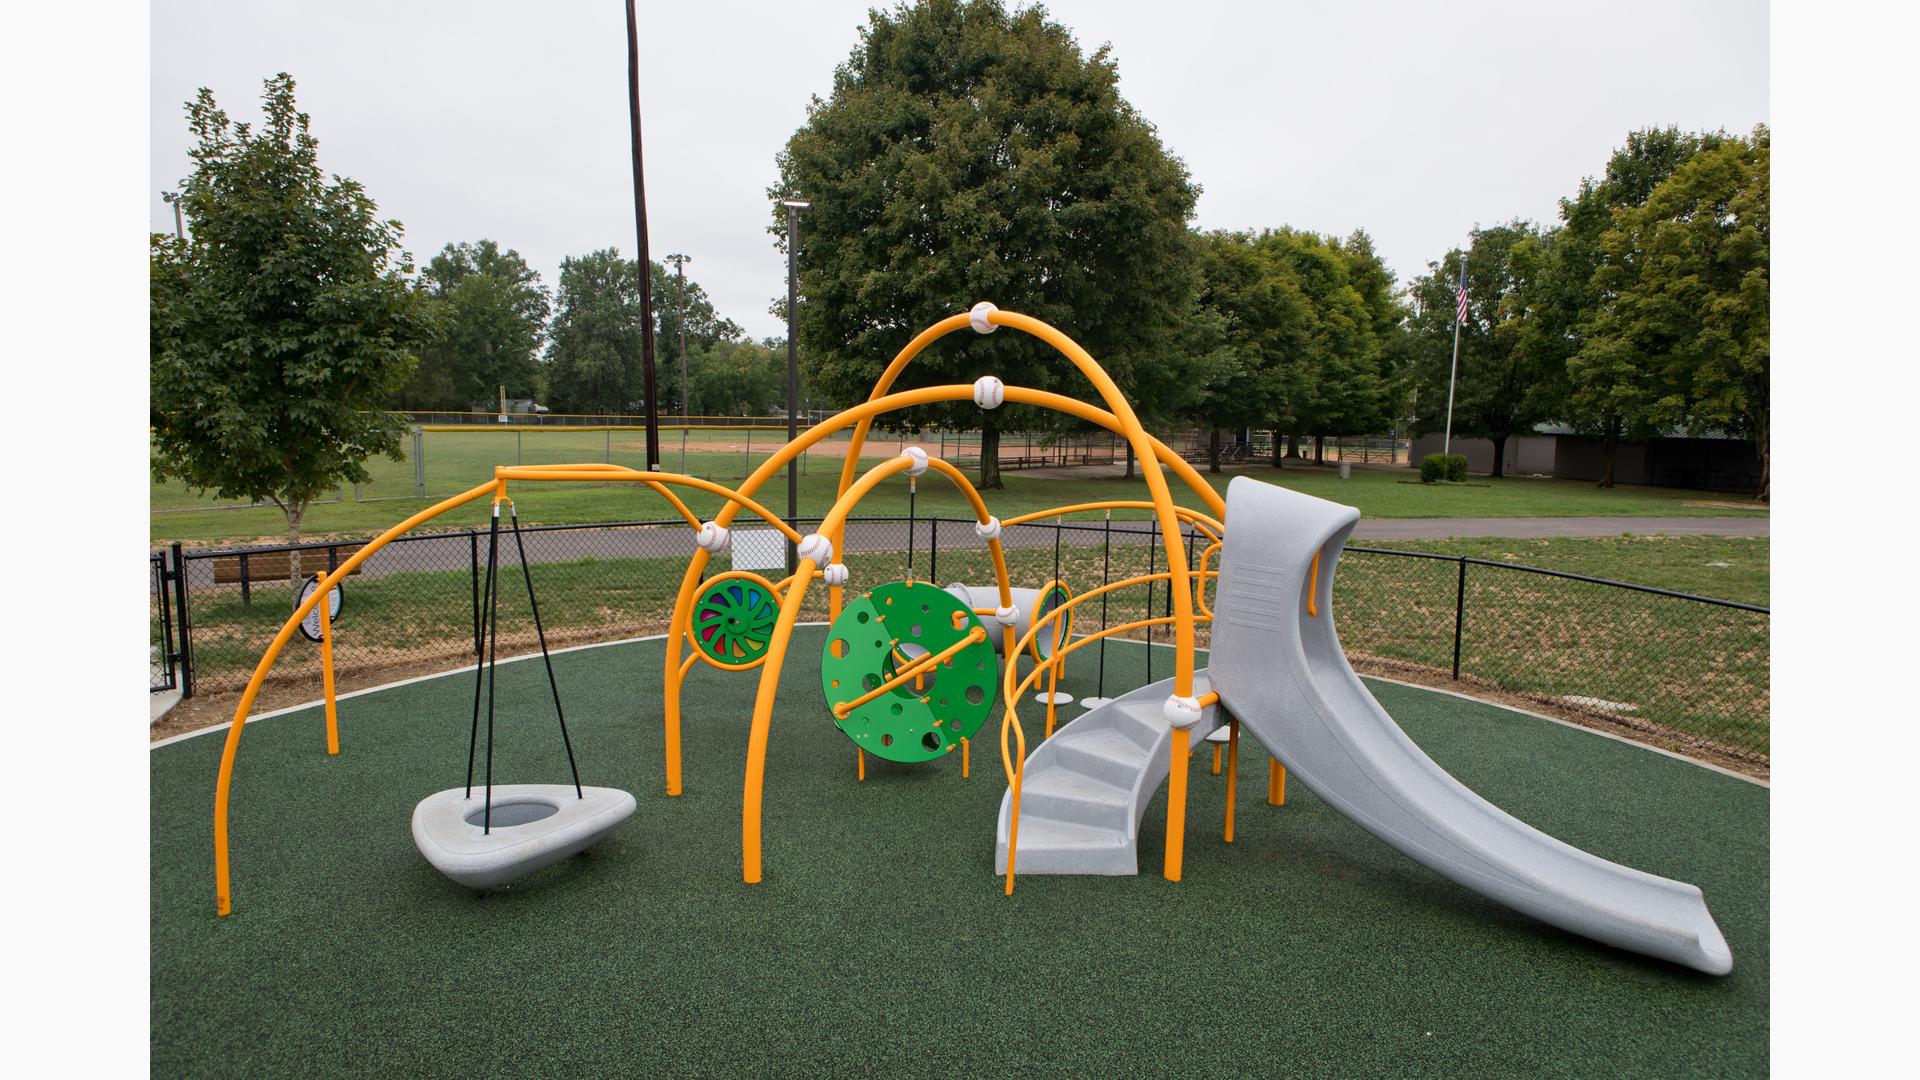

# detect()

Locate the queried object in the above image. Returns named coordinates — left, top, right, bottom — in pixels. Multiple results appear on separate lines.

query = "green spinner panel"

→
left=820, top=580, right=999, bottom=764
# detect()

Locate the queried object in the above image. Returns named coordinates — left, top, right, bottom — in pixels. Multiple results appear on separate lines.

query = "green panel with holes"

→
left=820, top=580, right=1000, bottom=764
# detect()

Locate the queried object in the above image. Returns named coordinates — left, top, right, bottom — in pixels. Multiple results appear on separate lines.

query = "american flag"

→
left=1456, top=284, right=1470, bottom=324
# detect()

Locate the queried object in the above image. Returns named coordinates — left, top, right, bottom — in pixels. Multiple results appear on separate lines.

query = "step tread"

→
left=1005, top=815, right=1128, bottom=850
left=1021, top=766, right=1131, bottom=805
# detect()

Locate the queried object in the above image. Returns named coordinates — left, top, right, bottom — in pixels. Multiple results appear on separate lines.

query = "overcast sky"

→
left=150, top=0, right=1767, bottom=342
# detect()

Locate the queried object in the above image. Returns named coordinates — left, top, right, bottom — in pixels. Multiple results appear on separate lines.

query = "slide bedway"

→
left=995, top=477, right=1732, bottom=975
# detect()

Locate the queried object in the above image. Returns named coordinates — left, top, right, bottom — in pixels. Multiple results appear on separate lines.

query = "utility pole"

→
left=665, top=253, right=691, bottom=416
left=625, top=0, right=661, bottom=469
left=780, top=198, right=810, bottom=574
left=172, top=199, right=184, bottom=240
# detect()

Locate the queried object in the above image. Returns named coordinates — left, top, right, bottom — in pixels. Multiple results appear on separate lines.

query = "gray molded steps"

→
left=995, top=672, right=1219, bottom=876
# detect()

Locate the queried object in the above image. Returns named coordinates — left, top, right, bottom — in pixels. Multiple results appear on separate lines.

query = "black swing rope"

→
left=464, top=499, right=585, bottom=837
left=513, top=503, right=583, bottom=799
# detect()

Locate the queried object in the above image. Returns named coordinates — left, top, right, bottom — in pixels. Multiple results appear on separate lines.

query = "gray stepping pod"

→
left=1206, top=476, right=1732, bottom=975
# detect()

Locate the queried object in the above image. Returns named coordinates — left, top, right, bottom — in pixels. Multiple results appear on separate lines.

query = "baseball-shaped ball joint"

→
left=695, top=522, right=730, bottom=553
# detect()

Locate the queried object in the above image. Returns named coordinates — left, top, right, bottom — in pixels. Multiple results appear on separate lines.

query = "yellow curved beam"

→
left=831, top=626, right=986, bottom=719
left=213, top=479, right=501, bottom=915
left=491, top=467, right=802, bottom=543
left=735, top=453, right=1013, bottom=883
left=1002, top=501, right=1222, bottom=536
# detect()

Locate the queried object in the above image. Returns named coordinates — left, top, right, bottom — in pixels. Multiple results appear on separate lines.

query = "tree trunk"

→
left=1287, top=433, right=1300, bottom=459
left=1748, top=384, right=1769, bottom=502
left=1489, top=434, right=1508, bottom=479
left=1207, top=428, right=1222, bottom=474
left=284, top=501, right=307, bottom=583
left=978, top=423, right=1004, bottom=490
left=1313, top=435, right=1325, bottom=465
left=1271, top=431, right=1284, bottom=469
left=1598, top=422, right=1618, bottom=489
left=1123, top=442, right=1135, bottom=480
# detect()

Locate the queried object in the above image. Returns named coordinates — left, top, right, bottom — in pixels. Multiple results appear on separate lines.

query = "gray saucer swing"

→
left=411, top=502, right=635, bottom=890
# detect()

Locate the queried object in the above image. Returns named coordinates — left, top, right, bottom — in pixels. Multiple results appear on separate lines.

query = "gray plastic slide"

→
left=1208, top=476, right=1732, bottom=975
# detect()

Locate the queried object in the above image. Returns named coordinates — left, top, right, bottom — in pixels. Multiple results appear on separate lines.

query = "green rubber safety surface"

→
left=821, top=580, right=998, bottom=763
left=691, top=573, right=779, bottom=667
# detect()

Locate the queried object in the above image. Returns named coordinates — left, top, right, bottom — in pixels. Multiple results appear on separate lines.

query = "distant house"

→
left=1409, top=426, right=1762, bottom=492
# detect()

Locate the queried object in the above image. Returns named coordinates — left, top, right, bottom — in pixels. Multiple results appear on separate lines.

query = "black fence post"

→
left=171, top=542, right=194, bottom=699
left=929, top=514, right=939, bottom=585
left=239, top=552, right=251, bottom=606
left=1452, top=557, right=1467, bottom=680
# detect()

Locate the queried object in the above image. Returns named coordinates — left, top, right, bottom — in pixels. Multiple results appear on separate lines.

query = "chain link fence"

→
left=151, top=517, right=1768, bottom=772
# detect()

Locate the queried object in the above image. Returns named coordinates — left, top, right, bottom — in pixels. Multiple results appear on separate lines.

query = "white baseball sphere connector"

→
left=972, top=375, right=1005, bottom=410
left=994, top=605, right=1020, bottom=627
left=823, top=563, right=849, bottom=587
left=1162, top=695, right=1206, bottom=729
left=973, top=516, right=1002, bottom=541
left=796, top=533, right=834, bottom=565
left=902, top=446, right=929, bottom=476
left=695, top=521, right=730, bottom=553
left=969, top=301, right=999, bottom=334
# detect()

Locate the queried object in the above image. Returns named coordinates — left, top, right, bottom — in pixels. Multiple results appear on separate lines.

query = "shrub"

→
left=1445, top=454, right=1469, bottom=482
left=1420, top=454, right=1447, bottom=483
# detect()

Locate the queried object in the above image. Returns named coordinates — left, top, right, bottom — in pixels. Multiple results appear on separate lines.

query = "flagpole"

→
left=1442, top=253, right=1465, bottom=457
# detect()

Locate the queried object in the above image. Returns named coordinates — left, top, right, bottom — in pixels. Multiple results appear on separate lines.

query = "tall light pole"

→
left=665, top=253, right=691, bottom=416
left=780, top=197, right=810, bottom=573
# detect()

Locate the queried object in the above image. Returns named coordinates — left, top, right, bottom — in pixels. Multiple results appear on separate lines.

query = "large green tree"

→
left=770, top=0, right=1201, bottom=487
left=1258, top=228, right=1402, bottom=461
left=1594, top=126, right=1769, bottom=498
left=688, top=338, right=784, bottom=415
left=546, top=250, right=749, bottom=416
left=545, top=249, right=646, bottom=414
left=150, top=74, right=438, bottom=548
left=397, top=240, right=550, bottom=410
left=1181, top=230, right=1312, bottom=471
left=1407, top=223, right=1560, bottom=477
left=651, top=260, right=743, bottom=415
left=1557, top=128, right=1728, bottom=485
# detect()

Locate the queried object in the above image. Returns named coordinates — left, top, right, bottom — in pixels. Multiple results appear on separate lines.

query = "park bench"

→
left=212, top=544, right=364, bottom=604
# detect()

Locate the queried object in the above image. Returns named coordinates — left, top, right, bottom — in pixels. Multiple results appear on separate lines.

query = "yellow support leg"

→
left=1210, top=744, right=1221, bottom=775
left=857, top=748, right=865, bottom=782
left=319, top=585, right=339, bottom=755
left=1164, top=728, right=1191, bottom=881
left=961, top=737, right=970, bottom=778
left=1268, top=757, right=1287, bottom=806
left=1223, top=719, right=1240, bottom=843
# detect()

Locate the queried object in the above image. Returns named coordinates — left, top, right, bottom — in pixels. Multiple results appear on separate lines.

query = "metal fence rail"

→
left=152, top=517, right=1769, bottom=768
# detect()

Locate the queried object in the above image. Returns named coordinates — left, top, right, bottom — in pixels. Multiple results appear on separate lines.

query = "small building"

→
left=1409, top=426, right=1762, bottom=492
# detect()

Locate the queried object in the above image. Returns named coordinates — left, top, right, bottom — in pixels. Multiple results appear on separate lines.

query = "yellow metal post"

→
left=319, top=584, right=339, bottom=755
left=1164, top=729, right=1191, bottom=881
left=1269, top=757, right=1287, bottom=806
left=1223, top=719, right=1240, bottom=843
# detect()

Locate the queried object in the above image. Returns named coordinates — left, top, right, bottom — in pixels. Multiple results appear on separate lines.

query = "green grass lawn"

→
left=152, top=443, right=1767, bottom=547
left=151, top=630, right=1767, bottom=1077
left=1367, top=535, right=1770, bottom=607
